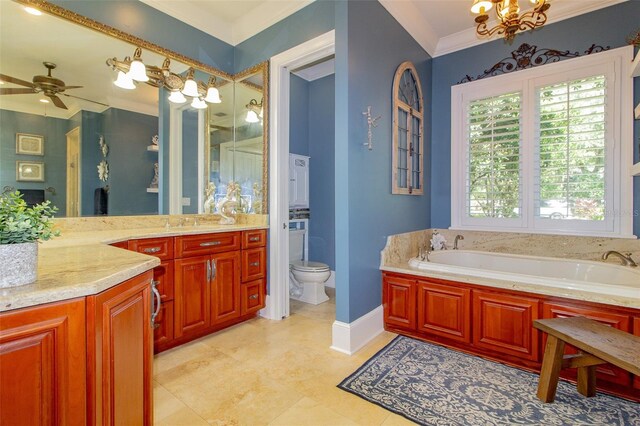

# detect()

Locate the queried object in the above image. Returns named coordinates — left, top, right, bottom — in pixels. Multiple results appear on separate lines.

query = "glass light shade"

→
left=204, top=87, right=221, bottom=103
left=114, top=71, right=136, bottom=89
left=168, top=90, right=187, bottom=104
left=191, top=97, right=207, bottom=109
left=181, top=79, right=200, bottom=97
left=470, top=0, right=493, bottom=14
left=259, top=106, right=264, bottom=119
left=500, top=0, right=519, bottom=16
left=128, top=59, right=149, bottom=82
left=246, top=110, right=259, bottom=123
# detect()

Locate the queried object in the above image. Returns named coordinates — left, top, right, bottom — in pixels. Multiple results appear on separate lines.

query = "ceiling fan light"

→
left=168, top=90, right=187, bottom=104
left=191, top=97, right=207, bottom=109
left=204, top=87, right=221, bottom=103
left=470, top=0, right=493, bottom=14
left=246, top=110, right=259, bottom=123
left=182, top=78, right=200, bottom=97
left=114, top=71, right=136, bottom=89
left=128, top=59, right=149, bottom=82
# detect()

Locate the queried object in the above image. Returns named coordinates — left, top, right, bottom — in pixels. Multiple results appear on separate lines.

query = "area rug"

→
left=338, top=336, right=639, bottom=426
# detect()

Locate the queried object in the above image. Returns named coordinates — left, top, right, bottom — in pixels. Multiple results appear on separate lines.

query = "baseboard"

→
left=330, top=305, right=384, bottom=355
left=324, top=271, right=336, bottom=288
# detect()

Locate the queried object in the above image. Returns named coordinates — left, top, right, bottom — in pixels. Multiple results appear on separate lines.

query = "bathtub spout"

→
left=454, top=235, right=464, bottom=250
left=601, top=251, right=637, bottom=267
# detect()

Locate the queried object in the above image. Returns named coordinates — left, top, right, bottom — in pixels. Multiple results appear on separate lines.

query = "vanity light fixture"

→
left=24, top=6, right=42, bottom=15
left=245, top=98, right=263, bottom=123
left=127, top=47, right=149, bottom=82
left=471, top=0, right=550, bottom=42
left=114, top=70, right=136, bottom=90
left=203, top=77, right=222, bottom=104
left=168, top=90, right=187, bottom=104
left=181, top=68, right=200, bottom=98
left=191, top=97, right=207, bottom=110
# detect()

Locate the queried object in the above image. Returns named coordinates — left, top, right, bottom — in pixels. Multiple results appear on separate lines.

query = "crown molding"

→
left=291, top=58, right=335, bottom=81
left=434, top=0, right=629, bottom=57
left=378, top=0, right=438, bottom=57
left=139, top=0, right=235, bottom=46
left=232, top=0, right=314, bottom=45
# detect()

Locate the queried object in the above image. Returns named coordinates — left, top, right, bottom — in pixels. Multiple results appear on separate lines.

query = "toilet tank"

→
left=289, top=229, right=306, bottom=262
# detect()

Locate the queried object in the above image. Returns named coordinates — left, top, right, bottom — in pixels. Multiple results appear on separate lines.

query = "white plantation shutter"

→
left=467, top=92, right=522, bottom=219
left=535, top=75, right=607, bottom=221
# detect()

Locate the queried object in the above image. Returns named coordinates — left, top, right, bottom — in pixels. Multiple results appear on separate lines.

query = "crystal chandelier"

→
left=471, top=0, right=551, bottom=42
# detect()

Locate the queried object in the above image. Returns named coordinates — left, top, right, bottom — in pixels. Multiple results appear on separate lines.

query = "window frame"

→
left=392, top=61, right=424, bottom=195
left=451, top=46, right=634, bottom=238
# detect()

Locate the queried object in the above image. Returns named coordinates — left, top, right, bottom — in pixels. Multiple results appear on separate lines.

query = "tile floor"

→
left=153, top=289, right=414, bottom=425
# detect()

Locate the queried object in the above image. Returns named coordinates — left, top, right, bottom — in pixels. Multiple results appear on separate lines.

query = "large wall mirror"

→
left=0, top=0, right=268, bottom=217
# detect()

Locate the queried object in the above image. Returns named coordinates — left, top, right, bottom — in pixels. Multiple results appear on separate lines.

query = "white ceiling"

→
left=141, top=0, right=627, bottom=57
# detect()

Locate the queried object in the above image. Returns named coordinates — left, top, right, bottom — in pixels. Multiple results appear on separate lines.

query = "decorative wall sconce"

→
left=106, top=47, right=222, bottom=106
left=471, top=0, right=550, bottom=42
left=363, top=106, right=381, bottom=151
left=245, top=98, right=263, bottom=123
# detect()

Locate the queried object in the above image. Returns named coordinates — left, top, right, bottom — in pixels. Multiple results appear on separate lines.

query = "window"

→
left=452, top=46, right=633, bottom=237
left=392, top=62, right=424, bottom=195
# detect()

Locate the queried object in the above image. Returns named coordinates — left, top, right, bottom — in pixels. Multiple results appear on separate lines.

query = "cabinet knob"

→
left=249, top=262, right=260, bottom=267
left=143, top=247, right=161, bottom=253
left=249, top=236, right=260, bottom=242
left=249, top=294, right=259, bottom=300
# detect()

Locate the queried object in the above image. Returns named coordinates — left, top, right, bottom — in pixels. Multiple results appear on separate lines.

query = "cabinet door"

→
left=417, top=280, right=470, bottom=343
left=241, top=247, right=266, bottom=283
left=153, top=300, right=174, bottom=351
left=241, top=279, right=266, bottom=316
left=542, top=303, right=631, bottom=386
left=87, top=271, right=153, bottom=426
left=473, top=290, right=540, bottom=361
left=634, top=317, right=640, bottom=390
left=154, top=260, right=174, bottom=301
left=211, top=251, right=241, bottom=324
left=383, top=275, right=416, bottom=331
left=174, top=256, right=211, bottom=337
left=0, top=299, right=86, bottom=426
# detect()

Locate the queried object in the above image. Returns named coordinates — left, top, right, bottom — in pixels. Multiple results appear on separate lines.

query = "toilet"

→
left=289, top=226, right=330, bottom=305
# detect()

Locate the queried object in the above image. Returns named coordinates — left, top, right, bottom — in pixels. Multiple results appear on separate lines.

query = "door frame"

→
left=262, top=30, right=335, bottom=320
left=65, top=126, right=81, bottom=217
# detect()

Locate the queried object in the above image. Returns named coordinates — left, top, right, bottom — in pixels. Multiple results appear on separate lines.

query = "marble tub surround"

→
left=0, top=244, right=159, bottom=312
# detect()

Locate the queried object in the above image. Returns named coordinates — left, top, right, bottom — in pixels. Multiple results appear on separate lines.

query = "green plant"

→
left=0, top=191, right=60, bottom=244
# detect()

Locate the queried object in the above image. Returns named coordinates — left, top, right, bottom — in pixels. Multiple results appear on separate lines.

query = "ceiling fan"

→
left=0, top=62, right=107, bottom=110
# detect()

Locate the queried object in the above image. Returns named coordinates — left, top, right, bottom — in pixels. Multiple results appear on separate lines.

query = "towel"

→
left=94, top=187, right=108, bottom=215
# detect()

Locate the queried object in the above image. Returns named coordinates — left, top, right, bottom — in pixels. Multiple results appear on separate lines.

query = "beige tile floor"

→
left=153, top=288, right=415, bottom=425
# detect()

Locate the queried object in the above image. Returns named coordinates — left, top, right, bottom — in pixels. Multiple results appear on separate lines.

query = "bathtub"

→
left=408, top=250, right=640, bottom=299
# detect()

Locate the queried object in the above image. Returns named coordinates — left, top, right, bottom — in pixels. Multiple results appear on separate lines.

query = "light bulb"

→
left=191, top=97, right=207, bottom=109
left=246, top=110, right=259, bottom=123
left=127, top=59, right=149, bottom=82
left=470, top=0, right=493, bottom=14
left=204, top=87, right=221, bottom=103
left=114, top=71, right=136, bottom=89
left=168, top=90, right=187, bottom=104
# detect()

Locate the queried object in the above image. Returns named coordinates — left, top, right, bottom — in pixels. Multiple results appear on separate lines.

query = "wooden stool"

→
left=533, top=316, right=640, bottom=403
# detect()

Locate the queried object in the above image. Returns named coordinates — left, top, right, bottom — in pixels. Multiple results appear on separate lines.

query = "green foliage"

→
left=0, top=191, right=60, bottom=244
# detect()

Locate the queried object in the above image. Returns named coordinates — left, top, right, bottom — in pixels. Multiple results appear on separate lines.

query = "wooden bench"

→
left=533, top=316, right=640, bottom=403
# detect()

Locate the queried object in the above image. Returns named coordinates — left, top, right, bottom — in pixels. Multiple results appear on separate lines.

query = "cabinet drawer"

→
left=241, top=279, right=265, bottom=315
left=175, top=232, right=240, bottom=258
left=634, top=317, right=640, bottom=390
left=241, top=248, right=266, bottom=282
left=242, top=230, right=267, bottom=249
left=128, top=237, right=174, bottom=261
left=153, top=301, right=174, bottom=349
left=153, top=260, right=174, bottom=301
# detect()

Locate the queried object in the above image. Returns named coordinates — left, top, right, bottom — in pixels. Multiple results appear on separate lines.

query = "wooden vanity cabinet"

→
left=241, top=229, right=267, bottom=315
left=634, top=317, right=640, bottom=390
left=383, top=275, right=417, bottom=331
left=0, top=298, right=87, bottom=426
left=417, top=280, right=471, bottom=343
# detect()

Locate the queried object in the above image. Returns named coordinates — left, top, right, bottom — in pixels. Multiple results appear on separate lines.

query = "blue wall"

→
left=309, top=74, right=336, bottom=271
left=0, top=110, right=68, bottom=215
left=335, top=1, right=432, bottom=323
left=431, top=1, right=640, bottom=236
left=289, top=75, right=310, bottom=156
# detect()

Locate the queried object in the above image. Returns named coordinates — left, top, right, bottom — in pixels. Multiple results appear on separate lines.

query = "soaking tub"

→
left=408, top=250, right=640, bottom=299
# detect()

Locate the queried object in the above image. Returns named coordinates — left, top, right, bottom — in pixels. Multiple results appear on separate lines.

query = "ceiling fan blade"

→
left=0, top=88, right=36, bottom=95
left=0, top=74, right=36, bottom=88
left=48, top=94, right=68, bottom=109
left=60, top=92, right=109, bottom=107
left=58, top=85, right=83, bottom=90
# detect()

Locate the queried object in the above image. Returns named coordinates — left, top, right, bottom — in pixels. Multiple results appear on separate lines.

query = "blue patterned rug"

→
left=338, top=336, right=639, bottom=425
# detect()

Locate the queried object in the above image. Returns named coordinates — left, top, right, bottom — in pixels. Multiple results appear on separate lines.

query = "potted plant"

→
left=0, top=191, right=59, bottom=288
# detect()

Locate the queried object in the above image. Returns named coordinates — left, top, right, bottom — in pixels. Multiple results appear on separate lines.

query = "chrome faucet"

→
left=601, top=251, right=637, bottom=267
left=454, top=235, right=464, bottom=250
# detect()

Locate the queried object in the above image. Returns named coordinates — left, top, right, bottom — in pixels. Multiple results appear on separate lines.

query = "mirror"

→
left=0, top=0, right=268, bottom=217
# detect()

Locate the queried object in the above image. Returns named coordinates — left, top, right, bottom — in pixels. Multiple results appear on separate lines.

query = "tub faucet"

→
left=454, top=235, right=464, bottom=250
left=601, top=251, right=637, bottom=267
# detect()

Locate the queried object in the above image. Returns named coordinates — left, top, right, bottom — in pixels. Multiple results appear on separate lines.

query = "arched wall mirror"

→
left=0, top=0, right=268, bottom=217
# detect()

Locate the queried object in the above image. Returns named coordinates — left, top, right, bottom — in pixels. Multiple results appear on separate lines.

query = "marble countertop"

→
left=0, top=223, right=268, bottom=313
left=381, top=262, right=640, bottom=310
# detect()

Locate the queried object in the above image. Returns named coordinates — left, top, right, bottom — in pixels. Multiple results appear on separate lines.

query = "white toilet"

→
left=289, top=227, right=330, bottom=305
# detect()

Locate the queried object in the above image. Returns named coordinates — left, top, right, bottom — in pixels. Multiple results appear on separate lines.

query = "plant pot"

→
left=0, top=242, right=38, bottom=288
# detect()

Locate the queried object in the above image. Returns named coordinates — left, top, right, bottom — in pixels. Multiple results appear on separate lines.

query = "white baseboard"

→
left=330, top=305, right=384, bottom=355
left=324, top=270, right=335, bottom=288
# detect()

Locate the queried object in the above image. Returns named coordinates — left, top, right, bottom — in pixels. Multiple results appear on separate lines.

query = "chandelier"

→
left=106, top=47, right=222, bottom=108
left=471, top=0, right=551, bottom=42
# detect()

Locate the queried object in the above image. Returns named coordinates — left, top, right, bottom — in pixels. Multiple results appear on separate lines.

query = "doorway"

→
left=263, top=31, right=335, bottom=321
left=65, top=127, right=80, bottom=217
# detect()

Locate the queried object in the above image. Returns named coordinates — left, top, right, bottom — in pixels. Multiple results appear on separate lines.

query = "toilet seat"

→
left=290, top=260, right=330, bottom=272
